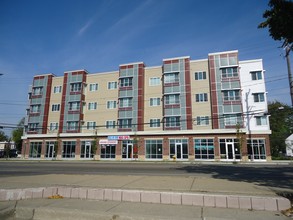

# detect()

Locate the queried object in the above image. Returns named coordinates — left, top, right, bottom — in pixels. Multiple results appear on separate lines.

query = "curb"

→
left=0, top=187, right=291, bottom=212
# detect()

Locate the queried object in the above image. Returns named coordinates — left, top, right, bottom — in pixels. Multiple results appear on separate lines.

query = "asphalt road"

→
left=0, top=160, right=292, bottom=190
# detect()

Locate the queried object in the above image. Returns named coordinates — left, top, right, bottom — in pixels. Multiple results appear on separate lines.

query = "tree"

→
left=12, top=117, right=25, bottom=152
left=268, top=101, right=293, bottom=157
left=0, top=130, right=8, bottom=142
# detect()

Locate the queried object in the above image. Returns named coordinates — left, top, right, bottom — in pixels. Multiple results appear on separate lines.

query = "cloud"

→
left=78, top=18, right=95, bottom=36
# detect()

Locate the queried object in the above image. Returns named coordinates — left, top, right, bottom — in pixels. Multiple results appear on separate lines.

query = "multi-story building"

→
left=22, top=50, right=271, bottom=161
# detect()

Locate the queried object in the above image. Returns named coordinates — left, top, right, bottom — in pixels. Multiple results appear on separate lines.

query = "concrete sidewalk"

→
left=0, top=173, right=292, bottom=219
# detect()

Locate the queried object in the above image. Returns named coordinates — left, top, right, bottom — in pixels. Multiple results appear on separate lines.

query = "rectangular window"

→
left=118, top=119, right=132, bottom=129
left=88, top=102, right=97, bottom=110
left=194, top=139, right=214, bottom=160
left=31, top=105, right=40, bottom=113
left=107, top=101, right=117, bottom=109
left=32, top=87, right=43, bottom=95
left=164, top=72, right=179, bottom=84
left=165, top=94, right=180, bottom=105
left=120, top=77, right=133, bottom=87
left=106, top=120, right=116, bottom=129
left=247, top=139, right=266, bottom=160
left=256, top=116, right=267, bottom=126
left=87, top=121, right=96, bottom=130
left=223, top=90, right=240, bottom=101
left=194, top=71, right=206, bottom=80
left=53, top=86, right=62, bottom=93
left=251, top=71, right=262, bottom=80
left=165, top=117, right=180, bottom=127
left=70, top=82, right=82, bottom=92
left=28, top=123, right=39, bottom=132
left=89, top=83, right=98, bottom=91
left=149, top=77, right=161, bottom=86
left=62, top=141, right=76, bottom=158
left=195, top=93, right=208, bottom=102
left=224, top=115, right=241, bottom=126
left=150, top=98, right=160, bottom=106
left=69, top=101, right=80, bottom=111
left=67, top=121, right=78, bottom=130
left=29, top=142, right=42, bottom=158
left=52, top=104, right=60, bottom=112
left=108, top=81, right=117, bottom=90
left=100, top=144, right=116, bottom=159
left=196, top=116, right=209, bottom=125
left=49, top=122, right=58, bottom=131
left=253, top=93, right=265, bottom=102
left=150, top=119, right=160, bottom=127
left=119, top=98, right=132, bottom=108
left=221, top=67, right=238, bottom=78
left=145, top=140, right=163, bottom=159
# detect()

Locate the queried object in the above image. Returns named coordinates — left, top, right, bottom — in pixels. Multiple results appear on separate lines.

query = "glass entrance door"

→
left=46, top=144, right=55, bottom=159
left=226, top=143, right=234, bottom=160
left=122, top=144, right=133, bottom=159
left=175, top=143, right=182, bottom=159
left=81, top=142, right=91, bottom=159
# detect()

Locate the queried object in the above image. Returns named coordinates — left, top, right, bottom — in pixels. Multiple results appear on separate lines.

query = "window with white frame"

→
left=195, top=93, right=208, bottom=102
left=87, top=121, right=96, bottom=130
left=194, top=139, right=215, bottom=159
left=106, top=120, right=116, bottom=129
left=150, top=119, right=160, bottom=127
left=194, top=71, right=206, bottom=80
left=223, top=90, right=240, bottom=101
left=52, top=104, right=60, bottom=112
left=221, top=67, right=238, bottom=78
left=196, top=116, right=209, bottom=125
left=253, top=93, right=265, bottom=102
left=150, top=98, right=160, bottom=106
left=255, top=116, right=267, bottom=126
left=49, top=122, right=58, bottom=131
left=120, top=77, right=132, bottom=87
left=164, top=72, right=179, bottom=84
left=118, top=119, right=132, bottom=129
left=67, top=121, right=78, bottom=130
left=28, top=123, right=39, bottom=132
left=70, top=82, right=82, bottom=92
left=149, top=77, right=161, bottom=86
left=53, top=86, right=62, bottom=93
left=251, top=71, right=262, bottom=80
left=165, top=94, right=180, bottom=105
left=108, top=81, right=117, bottom=89
left=31, top=104, right=41, bottom=113
left=107, top=101, right=117, bottom=109
left=88, top=102, right=97, bottom=110
left=119, top=97, right=132, bottom=108
left=69, top=101, right=80, bottom=111
left=165, top=116, right=180, bottom=127
left=89, top=83, right=98, bottom=91
left=224, top=115, right=241, bottom=126
left=32, top=87, right=43, bottom=95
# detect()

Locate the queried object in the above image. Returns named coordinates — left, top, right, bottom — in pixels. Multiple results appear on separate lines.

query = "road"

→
left=0, top=160, right=292, bottom=190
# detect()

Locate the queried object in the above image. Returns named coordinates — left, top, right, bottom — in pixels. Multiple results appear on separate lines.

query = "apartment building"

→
left=22, top=50, right=271, bottom=161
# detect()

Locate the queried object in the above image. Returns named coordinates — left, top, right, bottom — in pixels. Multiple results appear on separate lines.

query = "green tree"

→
left=268, top=101, right=293, bottom=157
left=12, top=117, right=25, bottom=152
left=0, top=130, right=8, bottom=141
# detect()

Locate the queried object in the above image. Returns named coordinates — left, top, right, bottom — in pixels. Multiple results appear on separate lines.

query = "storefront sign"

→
left=108, top=135, right=130, bottom=140
left=99, top=140, right=118, bottom=145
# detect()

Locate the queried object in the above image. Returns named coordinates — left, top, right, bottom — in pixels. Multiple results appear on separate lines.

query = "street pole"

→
left=285, top=44, right=293, bottom=106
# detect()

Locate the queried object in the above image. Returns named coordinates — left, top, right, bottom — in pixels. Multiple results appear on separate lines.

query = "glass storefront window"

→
left=194, top=139, right=214, bottom=159
left=169, top=139, right=188, bottom=159
left=101, top=144, right=116, bottom=159
left=62, top=141, right=76, bottom=158
left=247, top=139, right=266, bottom=160
left=29, top=142, right=42, bottom=158
left=145, top=140, right=163, bottom=159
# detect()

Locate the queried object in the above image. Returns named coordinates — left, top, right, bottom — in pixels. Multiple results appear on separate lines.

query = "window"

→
left=224, top=115, right=241, bottom=126
left=255, top=116, right=267, bottom=126
left=119, top=98, right=132, bottom=108
left=107, top=101, right=117, bottom=109
left=32, top=87, right=43, bottom=95
left=120, top=77, right=132, bottom=87
left=70, top=82, right=82, bottom=92
left=118, top=119, right=132, bottom=129
left=194, top=139, right=214, bottom=159
left=165, top=94, right=180, bottom=105
left=29, top=142, right=42, bottom=158
left=145, top=140, right=163, bottom=159
left=165, top=117, right=180, bottom=127
left=253, top=93, right=265, bottom=102
left=196, top=116, right=209, bottom=126
left=100, top=144, right=116, bottom=159
left=149, top=77, right=161, bottom=86
left=150, top=119, right=160, bottom=127
left=106, top=120, right=116, bottom=129
left=221, top=67, right=238, bottom=78
left=150, top=98, right=160, bottom=106
left=31, top=105, right=40, bottom=113
left=108, top=81, right=117, bottom=89
left=223, top=90, right=240, bottom=101
left=195, top=71, right=206, bottom=80
left=88, top=102, right=97, bottom=110
left=49, top=122, right=58, bottom=131
left=69, top=101, right=80, bottom=111
left=164, top=72, right=179, bottom=84
left=62, top=141, right=76, bottom=158
left=247, top=139, right=266, bottom=160
left=28, top=123, right=39, bottom=132
left=52, top=104, right=60, bottom=112
left=251, top=71, right=262, bottom=80
left=53, top=86, right=62, bottom=93
left=89, top=83, right=98, bottom=91
left=87, top=121, right=96, bottom=130
left=195, top=93, right=208, bottom=102
left=67, top=121, right=78, bottom=130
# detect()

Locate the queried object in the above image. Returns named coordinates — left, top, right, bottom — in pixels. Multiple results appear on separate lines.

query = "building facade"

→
left=22, top=50, right=271, bottom=161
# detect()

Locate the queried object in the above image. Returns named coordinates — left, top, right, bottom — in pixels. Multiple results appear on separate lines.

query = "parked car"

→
left=0, top=149, right=18, bottom=158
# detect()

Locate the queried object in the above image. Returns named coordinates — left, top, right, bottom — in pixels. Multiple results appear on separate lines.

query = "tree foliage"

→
left=268, top=101, right=293, bottom=156
left=12, top=117, right=25, bottom=152
left=258, top=0, right=293, bottom=49
left=0, top=130, right=8, bottom=142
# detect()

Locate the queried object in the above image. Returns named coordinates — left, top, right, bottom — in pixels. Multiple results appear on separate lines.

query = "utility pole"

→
left=285, top=43, right=293, bottom=106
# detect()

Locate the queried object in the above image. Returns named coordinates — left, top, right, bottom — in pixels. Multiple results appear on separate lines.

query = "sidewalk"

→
left=0, top=173, right=292, bottom=219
